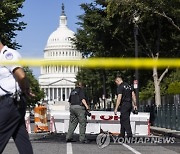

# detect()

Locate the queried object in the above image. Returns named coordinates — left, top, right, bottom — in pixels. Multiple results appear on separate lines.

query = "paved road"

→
left=3, top=134, right=180, bottom=154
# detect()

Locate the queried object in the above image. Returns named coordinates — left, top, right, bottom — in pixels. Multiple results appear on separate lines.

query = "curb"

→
left=150, top=126, right=180, bottom=139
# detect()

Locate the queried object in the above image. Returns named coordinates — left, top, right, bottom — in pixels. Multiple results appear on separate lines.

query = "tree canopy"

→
left=0, top=0, right=44, bottom=107
left=0, top=0, right=26, bottom=48
left=75, top=0, right=180, bottom=104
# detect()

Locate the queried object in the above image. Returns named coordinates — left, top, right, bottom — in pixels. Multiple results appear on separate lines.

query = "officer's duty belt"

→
left=0, top=94, right=13, bottom=101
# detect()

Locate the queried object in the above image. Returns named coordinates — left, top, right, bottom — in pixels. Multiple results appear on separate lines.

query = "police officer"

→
left=66, top=81, right=90, bottom=143
left=114, top=77, right=137, bottom=138
left=0, top=38, right=33, bottom=154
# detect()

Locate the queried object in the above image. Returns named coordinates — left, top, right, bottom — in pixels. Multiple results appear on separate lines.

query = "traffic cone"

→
left=34, top=105, right=49, bottom=132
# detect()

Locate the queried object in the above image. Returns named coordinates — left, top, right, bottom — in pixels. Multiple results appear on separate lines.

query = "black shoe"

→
left=66, top=139, right=76, bottom=142
left=118, top=134, right=125, bottom=138
left=79, top=139, right=90, bottom=144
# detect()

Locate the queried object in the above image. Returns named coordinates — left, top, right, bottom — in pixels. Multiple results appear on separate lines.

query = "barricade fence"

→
left=139, top=94, right=180, bottom=131
left=50, top=111, right=150, bottom=136
left=24, top=110, right=150, bottom=135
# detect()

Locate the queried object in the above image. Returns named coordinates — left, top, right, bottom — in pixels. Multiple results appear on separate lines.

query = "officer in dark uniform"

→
left=114, top=77, right=137, bottom=138
left=0, top=38, right=33, bottom=154
left=66, top=81, right=90, bottom=143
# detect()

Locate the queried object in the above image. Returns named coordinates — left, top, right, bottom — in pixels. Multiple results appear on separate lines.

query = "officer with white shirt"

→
left=0, top=37, right=33, bottom=154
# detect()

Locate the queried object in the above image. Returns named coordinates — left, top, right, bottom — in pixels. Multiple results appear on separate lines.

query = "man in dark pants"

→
left=114, top=77, right=137, bottom=138
left=0, top=38, right=33, bottom=154
left=66, top=82, right=90, bottom=143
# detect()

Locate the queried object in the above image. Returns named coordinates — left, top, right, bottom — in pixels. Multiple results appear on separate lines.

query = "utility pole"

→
left=133, top=11, right=140, bottom=108
left=102, top=70, right=106, bottom=110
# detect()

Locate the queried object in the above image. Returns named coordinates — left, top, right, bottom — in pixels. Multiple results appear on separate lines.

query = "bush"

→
left=167, top=81, right=180, bottom=94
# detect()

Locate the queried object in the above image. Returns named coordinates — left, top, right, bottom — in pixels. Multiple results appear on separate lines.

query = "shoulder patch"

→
left=5, top=52, right=13, bottom=60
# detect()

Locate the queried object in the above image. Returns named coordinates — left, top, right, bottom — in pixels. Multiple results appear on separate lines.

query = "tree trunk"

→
left=153, top=67, right=161, bottom=106
left=153, top=64, right=168, bottom=106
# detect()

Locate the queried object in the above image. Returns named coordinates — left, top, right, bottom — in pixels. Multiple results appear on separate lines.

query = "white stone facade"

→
left=38, top=4, right=81, bottom=102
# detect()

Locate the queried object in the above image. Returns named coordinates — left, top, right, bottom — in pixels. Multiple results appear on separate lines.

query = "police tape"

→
left=1, top=58, right=180, bottom=69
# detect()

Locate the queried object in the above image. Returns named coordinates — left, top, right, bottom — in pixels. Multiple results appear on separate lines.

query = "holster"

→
left=13, top=94, right=26, bottom=109
left=14, top=94, right=27, bottom=118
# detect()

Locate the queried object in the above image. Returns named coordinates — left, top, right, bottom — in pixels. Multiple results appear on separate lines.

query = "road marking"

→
left=122, top=143, right=141, bottom=154
left=67, top=143, right=73, bottom=154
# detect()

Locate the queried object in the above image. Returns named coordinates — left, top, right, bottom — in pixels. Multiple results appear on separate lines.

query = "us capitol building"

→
left=38, top=4, right=81, bottom=102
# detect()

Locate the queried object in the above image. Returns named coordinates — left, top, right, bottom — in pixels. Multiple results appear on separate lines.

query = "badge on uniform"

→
left=5, top=52, right=13, bottom=60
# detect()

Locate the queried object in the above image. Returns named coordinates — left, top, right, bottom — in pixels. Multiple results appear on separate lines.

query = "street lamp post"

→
left=102, top=70, right=106, bottom=110
left=133, top=12, right=140, bottom=108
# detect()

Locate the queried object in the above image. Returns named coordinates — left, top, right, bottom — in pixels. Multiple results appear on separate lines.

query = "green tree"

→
left=75, top=0, right=136, bottom=108
left=167, top=81, right=180, bottom=94
left=139, top=80, right=154, bottom=101
left=163, top=69, right=180, bottom=95
left=75, top=0, right=180, bottom=106
left=140, top=69, right=180, bottom=101
left=24, top=67, right=44, bottom=108
left=0, top=0, right=26, bottom=49
left=106, top=0, right=179, bottom=106
left=0, top=0, right=44, bottom=107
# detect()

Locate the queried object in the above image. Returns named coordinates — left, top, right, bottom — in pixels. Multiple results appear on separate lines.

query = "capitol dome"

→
left=39, top=4, right=81, bottom=102
left=45, top=11, right=75, bottom=51
left=43, top=4, right=81, bottom=60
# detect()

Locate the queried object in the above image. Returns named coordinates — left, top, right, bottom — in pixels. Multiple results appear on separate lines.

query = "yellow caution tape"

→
left=1, top=58, right=180, bottom=69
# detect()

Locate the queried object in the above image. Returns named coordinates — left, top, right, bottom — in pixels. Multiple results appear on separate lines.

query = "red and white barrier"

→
left=24, top=109, right=150, bottom=136
left=50, top=111, right=150, bottom=136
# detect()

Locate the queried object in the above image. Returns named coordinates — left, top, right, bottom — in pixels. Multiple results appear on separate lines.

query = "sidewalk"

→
left=150, top=126, right=180, bottom=139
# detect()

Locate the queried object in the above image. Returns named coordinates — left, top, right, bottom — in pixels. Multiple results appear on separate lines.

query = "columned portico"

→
left=42, top=86, right=76, bottom=102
